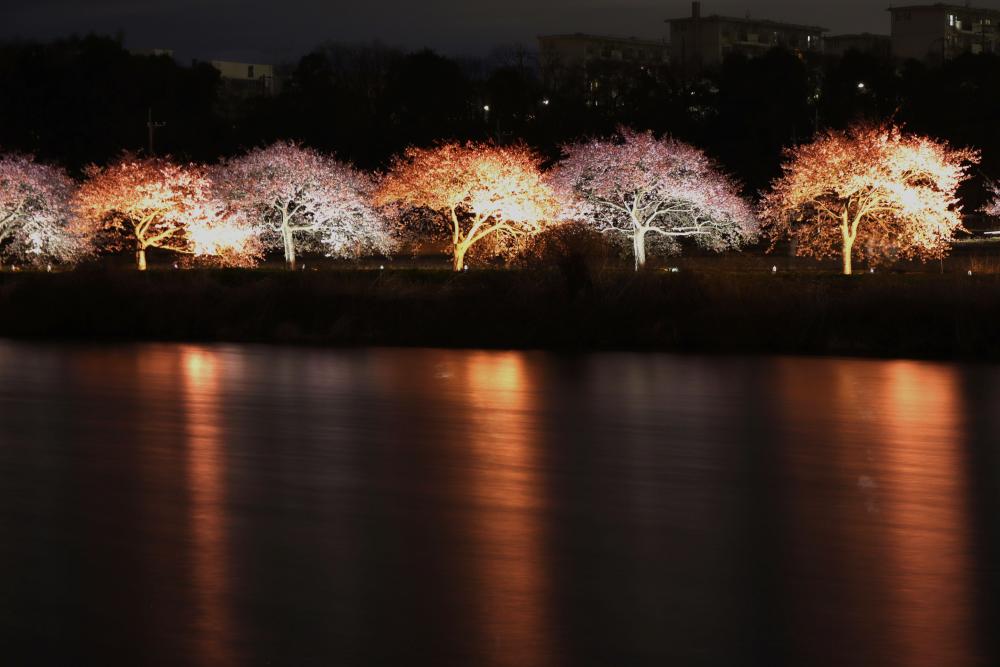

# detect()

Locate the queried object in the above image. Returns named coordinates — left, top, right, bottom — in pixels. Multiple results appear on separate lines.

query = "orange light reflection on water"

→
left=453, top=351, right=553, bottom=667
left=180, top=346, right=236, bottom=667
left=877, top=362, right=975, bottom=667
left=776, top=358, right=978, bottom=667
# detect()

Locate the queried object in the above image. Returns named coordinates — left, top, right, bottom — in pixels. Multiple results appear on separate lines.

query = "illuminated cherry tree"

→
left=761, top=124, right=977, bottom=275
left=216, top=142, right=393, bottom=270
left=74, top=156, right=257, bottom=269
left=0, top=154, right=90, bottom=267
left=550, top=128, right=757, bottom=270
left=375, top=142, right=559, bottom=271
left=981, top=181, right=1000, bottom=219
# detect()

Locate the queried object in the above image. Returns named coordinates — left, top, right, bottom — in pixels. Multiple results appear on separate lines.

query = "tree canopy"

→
left=760, top=124, right=978, bottom=274
left=550, top=128, right=757, bottom=269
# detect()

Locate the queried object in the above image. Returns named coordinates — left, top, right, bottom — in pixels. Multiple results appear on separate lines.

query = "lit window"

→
left=949, top=14, right=956, bottom=27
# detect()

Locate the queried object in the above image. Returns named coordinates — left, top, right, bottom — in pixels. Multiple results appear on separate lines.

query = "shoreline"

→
left=1, top=268, right=999, bottom=361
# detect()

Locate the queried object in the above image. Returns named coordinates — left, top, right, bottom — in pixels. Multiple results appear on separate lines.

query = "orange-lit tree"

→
left=216, top=142, right=393, bottom=270
left=74, top=155, right=258, bottom=269
left=0, top=153, right=91, bottom=267
left=550, top=128, right=757, bottom=270
left=375, top=143, right=559, bottom=270
left=760, top=124, right=978, bottom=275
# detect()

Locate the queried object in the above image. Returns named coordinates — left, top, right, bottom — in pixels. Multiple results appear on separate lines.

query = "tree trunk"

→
left=842, top=234, right=854, bottom=276
left=137, top=247, right=147, bottom=271
left=283, top=227, right=297, bottom=271
left=633, top=230, right=648, bottom=271
left=452, top=244, right=467, bottom=272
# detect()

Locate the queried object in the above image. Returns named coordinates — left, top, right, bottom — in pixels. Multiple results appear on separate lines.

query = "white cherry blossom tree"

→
left=550, top=128, right=757, bottom=270
left=0, top=154, right=89, bottom=267
left=216, top=142, right=393, bottom=269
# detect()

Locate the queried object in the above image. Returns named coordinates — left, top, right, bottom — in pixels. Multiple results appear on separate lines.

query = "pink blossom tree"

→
left=980, top=179, right=1000, bottom=222
left=74, top=155, right=257, bottom=269
left=549, top=128, right=757, bottom=270
left=0, top=154, right=90, bottom=267
left=374, top=142, right=560, bottom=271
left=216, top=142, right=393, bottom=270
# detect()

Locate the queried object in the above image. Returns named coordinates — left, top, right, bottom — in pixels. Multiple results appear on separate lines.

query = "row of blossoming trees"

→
left=0, top=124, right=984, bottom=275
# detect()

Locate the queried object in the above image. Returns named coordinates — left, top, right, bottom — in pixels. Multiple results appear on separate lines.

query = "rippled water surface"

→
left=0, top=343, right=998, bottom=666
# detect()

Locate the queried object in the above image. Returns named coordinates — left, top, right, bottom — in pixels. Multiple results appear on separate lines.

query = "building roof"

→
left=538, top=33, right=669, bottom=47
left=665, top=14, right=827, bottom=33
left=887, top=3, right=1000, bottom=16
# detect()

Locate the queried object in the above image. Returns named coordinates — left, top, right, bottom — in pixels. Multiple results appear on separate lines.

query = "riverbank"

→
left=1, top=268, right=999, bottom=359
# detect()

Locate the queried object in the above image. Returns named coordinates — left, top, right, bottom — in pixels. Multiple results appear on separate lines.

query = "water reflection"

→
left=453, top=352, right=553, bottom=667
left=0, top=343, right=996, bottom=667
left=180, top=346, right=236, bottom=667
left=775, top=359, right=980, bottom=666
left=878, top=363, right=975, bottom=667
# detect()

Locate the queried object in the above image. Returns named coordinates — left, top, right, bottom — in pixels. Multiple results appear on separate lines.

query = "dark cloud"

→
left=3, top=0, right=989, bottom=63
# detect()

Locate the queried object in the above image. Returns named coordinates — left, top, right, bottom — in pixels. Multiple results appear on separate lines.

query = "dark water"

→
left=0, top=343, right=998, bottom=667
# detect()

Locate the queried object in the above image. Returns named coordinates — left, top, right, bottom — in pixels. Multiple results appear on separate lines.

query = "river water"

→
left=0, top=343, right=997, bottom=666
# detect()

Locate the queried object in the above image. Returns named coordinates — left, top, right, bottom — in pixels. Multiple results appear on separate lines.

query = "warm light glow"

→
left=772, top=358, right=977, bottom=665
left=180, top=346, right=237, bottom=666
left=375, top=142, right=560, bottom=270
left=877, top=362, right=975, bottom=667
left=761, top=124, right=977, bottom=275
left=186, top=214, right=262, bottom=266
left=452, top=352, right=553, bottom=664
left=73, top=155, right=260, bottom=268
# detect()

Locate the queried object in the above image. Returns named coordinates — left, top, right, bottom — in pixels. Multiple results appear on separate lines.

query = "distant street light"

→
left=483, top=105, right=490, bottom=112
left=541, top=98, right=550, bottom=106
left=857, top=82, right=866, bottom=90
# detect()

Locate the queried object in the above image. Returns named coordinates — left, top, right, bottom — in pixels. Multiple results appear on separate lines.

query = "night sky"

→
left=3, top=0, right=995, bottom=63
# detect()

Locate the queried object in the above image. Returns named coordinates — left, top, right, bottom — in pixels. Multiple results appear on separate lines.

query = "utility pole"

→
left=146, top=108, right=166, bottom=155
